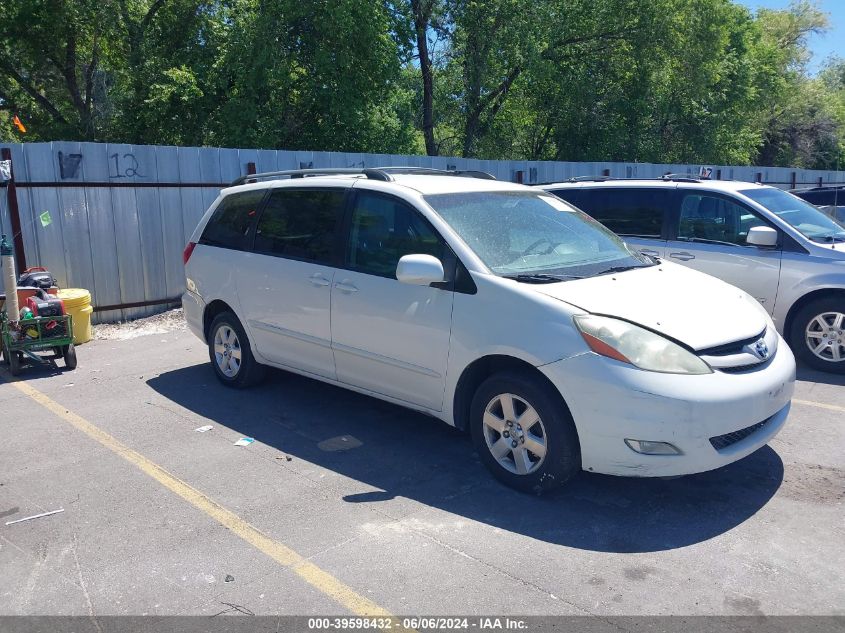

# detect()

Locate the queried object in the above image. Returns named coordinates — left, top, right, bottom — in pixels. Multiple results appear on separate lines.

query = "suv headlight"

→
left=574, top=315, right=712, bottom=375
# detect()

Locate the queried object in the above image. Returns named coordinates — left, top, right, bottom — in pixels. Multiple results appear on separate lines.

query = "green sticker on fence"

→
left=39, top=210, right=52, bottom=227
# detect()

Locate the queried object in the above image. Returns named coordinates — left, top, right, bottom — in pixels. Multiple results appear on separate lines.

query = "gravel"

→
left=94, top=308, right=188, bottom=340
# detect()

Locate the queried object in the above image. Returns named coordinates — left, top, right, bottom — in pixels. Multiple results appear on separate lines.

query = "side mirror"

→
left=746, top=226, right=778, bottom=247
left=396, top=254, right=445, bottom=286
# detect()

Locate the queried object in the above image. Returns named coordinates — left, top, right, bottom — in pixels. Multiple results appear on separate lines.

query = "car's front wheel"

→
left=790, top=297, right=845, bottom=374
left=208, top=312, right=266, bottom=387
left=470, top=370, right=581, bottom=493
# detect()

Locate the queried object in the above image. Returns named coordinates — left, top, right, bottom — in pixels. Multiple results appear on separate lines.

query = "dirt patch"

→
left=779, top=462, right=845, bottom=505
left=94, top=308, right=187, bottom=341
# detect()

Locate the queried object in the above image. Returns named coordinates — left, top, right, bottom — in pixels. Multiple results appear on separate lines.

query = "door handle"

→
left=669, top=252, right=695, bottom=261
left=640, top=249, right=659, bottom=257
left=309, top=273, right=331, bottom=287
left=335, top=281, right=358, bottom=293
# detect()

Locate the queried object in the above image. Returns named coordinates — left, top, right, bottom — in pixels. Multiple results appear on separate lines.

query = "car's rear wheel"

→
left=790, top=297, right=845, bottom=374
left=470, top=370, right=580, bottom=493
left=208, top=312, right=266, bottom=387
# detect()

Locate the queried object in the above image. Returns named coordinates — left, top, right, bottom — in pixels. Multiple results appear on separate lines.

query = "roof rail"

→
left=377, top=167, right=497, bottom=180
left=660, top=173, right=701, bottom=183
left=230, top=168, right=391, bottom=187
left=532, top=175, right=616, bottom=186
left=567, top=175, right=617, bottom=183
left=229, top=166, right=496, bottom=187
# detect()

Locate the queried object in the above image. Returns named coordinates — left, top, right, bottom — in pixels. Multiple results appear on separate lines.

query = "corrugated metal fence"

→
left=1, top=141, right=844, bottom=323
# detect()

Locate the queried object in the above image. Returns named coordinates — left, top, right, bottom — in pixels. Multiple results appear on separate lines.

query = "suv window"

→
left=200, top=190, right=265, bottom=250
left=347, top=191, right=445, bottom=278
left=563, top=188, right=667, bottom=238
left=678, top=194, right=765, bottom=246
left=253, top=189, right=346, bottom=264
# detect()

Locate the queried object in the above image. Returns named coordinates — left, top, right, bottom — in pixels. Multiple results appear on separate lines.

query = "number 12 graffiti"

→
left=110, top=153, right=144, bottom=178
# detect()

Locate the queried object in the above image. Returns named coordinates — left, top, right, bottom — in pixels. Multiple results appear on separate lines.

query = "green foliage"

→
left=0, top=0, right=842, bottom=169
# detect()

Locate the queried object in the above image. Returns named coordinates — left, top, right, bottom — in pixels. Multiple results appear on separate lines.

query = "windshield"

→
left=740, top=188, right=845, bottom=243
left=424, top=191, right=653, bottom=278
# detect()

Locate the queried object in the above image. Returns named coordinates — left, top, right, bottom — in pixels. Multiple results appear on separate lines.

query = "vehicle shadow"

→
left=796, top=365, right=845, bottom=387
left=147, top=364, right=784, bottom=554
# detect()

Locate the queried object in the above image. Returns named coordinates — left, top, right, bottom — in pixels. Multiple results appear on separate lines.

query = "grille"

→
left=718, top=362, right=768, bottom=373
left=698, top=329, right=766, bottom=357
left=709, top=417, right=772, bottom=451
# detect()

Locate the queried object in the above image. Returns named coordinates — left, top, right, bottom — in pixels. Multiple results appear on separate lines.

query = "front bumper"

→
left=539, top=340, right=796, bottom=477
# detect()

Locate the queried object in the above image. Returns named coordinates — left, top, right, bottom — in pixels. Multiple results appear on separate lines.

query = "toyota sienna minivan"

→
left=183, top=168, right=795, bottom=492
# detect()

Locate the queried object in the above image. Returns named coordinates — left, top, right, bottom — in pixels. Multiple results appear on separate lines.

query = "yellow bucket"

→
left=57, top=288, right=94, bottom=344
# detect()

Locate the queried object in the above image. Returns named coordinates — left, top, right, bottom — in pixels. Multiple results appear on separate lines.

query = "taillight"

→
left=182, top=241, right=197, bottom=265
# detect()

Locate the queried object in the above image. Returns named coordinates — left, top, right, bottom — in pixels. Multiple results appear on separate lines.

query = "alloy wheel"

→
left=213, top=324, right=242, bottom=377
left=805, top=311, right=845, bottom=363
left=482, top=393, right=547, bottom=475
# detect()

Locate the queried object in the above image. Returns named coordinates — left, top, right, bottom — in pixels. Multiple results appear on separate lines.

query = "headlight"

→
left=574, top=315, right=713, bottom=375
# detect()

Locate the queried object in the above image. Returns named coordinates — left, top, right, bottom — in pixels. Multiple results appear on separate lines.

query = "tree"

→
left=0, top=0, right=118, bottom=140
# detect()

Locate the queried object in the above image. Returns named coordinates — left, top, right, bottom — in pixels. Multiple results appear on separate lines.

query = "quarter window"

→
left=678, top=194, right=765, bottom=246
left=569, top=188, right=667, bottom=238
left=346, top=192, right=445, bottom=278
left=254, top=189, right=346, bottom=264
left=200, top=190, right=265, bottom=250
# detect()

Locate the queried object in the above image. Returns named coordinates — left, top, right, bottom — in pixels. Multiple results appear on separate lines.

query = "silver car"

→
left=541, top=177, right=845, bottom=373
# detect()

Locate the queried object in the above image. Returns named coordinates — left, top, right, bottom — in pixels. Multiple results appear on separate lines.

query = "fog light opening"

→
left=624, top=439, right=682, bottom=455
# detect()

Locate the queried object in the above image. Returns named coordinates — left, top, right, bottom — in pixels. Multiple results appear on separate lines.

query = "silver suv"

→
left=540, top=177, right=845, bottom=373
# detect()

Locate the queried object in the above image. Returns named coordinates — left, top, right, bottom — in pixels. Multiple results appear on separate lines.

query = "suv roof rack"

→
left=660, top=173, right=702, bottom=183
left=533, top=175, right=617, bottom=186
left=229, top=166, right=496, bottom=187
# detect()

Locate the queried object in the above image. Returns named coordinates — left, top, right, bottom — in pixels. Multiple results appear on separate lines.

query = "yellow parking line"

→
left=4, top=377, right=395, bottom=619
left=793, top=398, right=845, bottom=413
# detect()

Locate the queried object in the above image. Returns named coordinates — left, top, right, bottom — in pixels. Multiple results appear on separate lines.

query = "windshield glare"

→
left=424, top=191, right=652, bottom=277
left=740, top=188, right=845, bottom=242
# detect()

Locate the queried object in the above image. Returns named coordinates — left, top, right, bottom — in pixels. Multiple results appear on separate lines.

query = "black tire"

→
left=208, top=311, right=266, bottom=388
left=8, top=349, right=21, bottom=376
left=789, top=296, right=845, bottom=374
left=470, top=370, right=581, bottom=494
left=62, top=343, right=78, bottom=370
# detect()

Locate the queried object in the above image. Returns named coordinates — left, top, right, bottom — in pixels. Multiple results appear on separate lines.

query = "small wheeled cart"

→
left=0, top=310, right=77, bottom=376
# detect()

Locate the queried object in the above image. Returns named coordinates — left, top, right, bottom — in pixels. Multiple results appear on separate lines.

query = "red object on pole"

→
left=1, top=147, right=27, bottom=272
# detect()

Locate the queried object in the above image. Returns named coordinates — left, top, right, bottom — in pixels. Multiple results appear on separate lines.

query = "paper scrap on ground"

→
left=233, top=437, right=255, bottom=447
left=195, top=425, right=213, bottom=433
left=6, top=508, right=64, bottom=526
left=39, top=211, right=52, bottom=227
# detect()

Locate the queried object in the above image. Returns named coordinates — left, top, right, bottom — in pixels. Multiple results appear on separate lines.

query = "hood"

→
left=533, top=262, right=766, bottom=351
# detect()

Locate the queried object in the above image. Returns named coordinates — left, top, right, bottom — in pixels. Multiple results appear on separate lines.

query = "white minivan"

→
left=183, top=168, right=795, bottom=492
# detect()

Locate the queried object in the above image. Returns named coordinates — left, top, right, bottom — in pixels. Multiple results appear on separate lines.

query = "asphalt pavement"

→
left=0, top=328, right=843, bottom=616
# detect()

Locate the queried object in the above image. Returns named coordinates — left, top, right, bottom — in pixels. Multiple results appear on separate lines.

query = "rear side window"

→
left=200, top=190, right=265, bottom=250
left=253, top=189, right=346, bottom=264
left=572, top=188, right=668, bottom=238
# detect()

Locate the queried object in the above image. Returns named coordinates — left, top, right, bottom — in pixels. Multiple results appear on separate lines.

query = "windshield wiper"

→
left=816, top=235, right=845, bottom=244
left=594, top=264, right=648, bottom=277
left=502, top=273, right=582, bottom=284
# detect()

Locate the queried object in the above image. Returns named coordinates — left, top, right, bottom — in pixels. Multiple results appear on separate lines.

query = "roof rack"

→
left=567, top=175, right=617, bottom=183
left=532, top=175, right=617, bottom=186
left=660, top=173, right=702, bottom=183
left=229, top=166, right=496, bottom=187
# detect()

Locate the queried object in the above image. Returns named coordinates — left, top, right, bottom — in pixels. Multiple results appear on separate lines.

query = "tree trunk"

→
left=412, top=0, right=437, bottom=156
